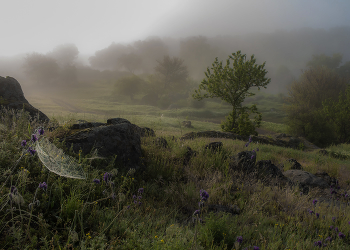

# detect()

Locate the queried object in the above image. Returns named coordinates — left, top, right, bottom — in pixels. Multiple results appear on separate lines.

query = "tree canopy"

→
left=193, top=50, right=271, bottom=136
left=154, top=55, right=189, bottom=94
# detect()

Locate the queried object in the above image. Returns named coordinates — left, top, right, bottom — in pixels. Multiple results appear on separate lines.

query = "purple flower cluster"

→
left=132, top=188, right=144, bottom=206
left=21, top=127, right=45, bottom=156
left=245, top=135, right=259, bottom=159
left=39, top=182, right=47, bottom=191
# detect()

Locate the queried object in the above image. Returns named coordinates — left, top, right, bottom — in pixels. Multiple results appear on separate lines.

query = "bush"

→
left=157, top=95, right=173, bottom=109
left=188, top=96, right=206, bottom=109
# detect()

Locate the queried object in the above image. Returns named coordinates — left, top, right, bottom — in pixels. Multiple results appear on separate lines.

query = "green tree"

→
left=22, top=52, right=60, bottom=87
left=282, top=66, right=349, bottom=148
left=112, top=75, right=144, bottom=101
left=117, top=53, right=143, bottom=74
left=154, top=55, right=189, bottom=95
left=306, top=53, right=343, bottom=70
left=321, top=84, right=350, bottom=145
left=192, top=50, right=271, bottom=136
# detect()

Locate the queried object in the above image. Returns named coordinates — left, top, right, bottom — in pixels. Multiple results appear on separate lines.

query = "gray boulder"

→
left=0, top=76, right=50, bottom=124
left=46, top=118, right=156, bottom=173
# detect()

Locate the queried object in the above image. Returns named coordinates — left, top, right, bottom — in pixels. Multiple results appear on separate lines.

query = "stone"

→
left=182, top=121, right=193, bottom=128
left=179, top=130, right=321, bottom=152
left=182, top=146, right=198, bottom=166
left=153, top=137, right=168, bottom=148
left=283, top=170, right=330, bottom=194
left=204, top=141, right=223, bottom=152
left=45, top=118, right=155, bottom=173
left=0, top=76, right=50, bottom=125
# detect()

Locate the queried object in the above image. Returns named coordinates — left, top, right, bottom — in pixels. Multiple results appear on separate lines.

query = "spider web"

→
left=34, top=137, right=87, bottom=179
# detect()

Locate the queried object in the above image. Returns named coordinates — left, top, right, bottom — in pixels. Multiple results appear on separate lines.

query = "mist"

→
left=1, top=0, right=350, bottom=99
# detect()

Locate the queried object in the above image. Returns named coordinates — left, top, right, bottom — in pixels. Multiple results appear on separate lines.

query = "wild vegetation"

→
left=1, top=84, right=350, bottom=249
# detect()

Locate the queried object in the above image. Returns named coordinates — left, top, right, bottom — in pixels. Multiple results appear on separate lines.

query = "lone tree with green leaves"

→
left=192, top=50, right=271, bottom=136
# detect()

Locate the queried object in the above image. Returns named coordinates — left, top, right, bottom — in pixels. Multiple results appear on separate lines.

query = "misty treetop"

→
left=192, top=50, right=271, bottom=136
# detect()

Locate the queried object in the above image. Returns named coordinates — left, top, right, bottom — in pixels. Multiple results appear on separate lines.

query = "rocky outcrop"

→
left=0, top=76, right=50, bottom=124
left=179, top=130, right=321, bottom=152
left=46, top=118, right=156, bottom=173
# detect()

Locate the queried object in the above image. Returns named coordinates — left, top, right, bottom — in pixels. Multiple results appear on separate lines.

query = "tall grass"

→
left=1, top=91, right=350, bottom=249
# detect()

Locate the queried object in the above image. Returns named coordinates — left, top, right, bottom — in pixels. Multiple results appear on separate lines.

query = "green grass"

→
left=1, top=87, right=350, bottom=249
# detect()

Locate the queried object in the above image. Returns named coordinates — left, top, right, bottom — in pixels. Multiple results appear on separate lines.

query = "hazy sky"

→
left=1, top=0, right=349, bottom=57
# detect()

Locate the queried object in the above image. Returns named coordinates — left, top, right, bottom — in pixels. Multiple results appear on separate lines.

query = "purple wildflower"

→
left=27, top=147, right=36, bottom=156
left=93, top=179, right=100, bottom=184
left=193, top=210, right=200, bottom=216
left=316, top=213, right=319, bottom=219
left=253, top=247, right=260, bottom=250
left=10, top=186, right=18, bottom=194
left=325, top=237, right=332, bottom=242
left=21, top=140, right=27, bottom=147
left=138, top=188, right=144, bottom=194
left=39, top=182, right=47, bottom=191
left=31, top=134, right=38, bottom=143
left=338, top=232, right=345, bottom=239
left=103, top=172, right=111, bottom=183
left=313, top=199, right=318, bottom=206
left=38, top=128, right=44, bottom=135
left=236, top=236, right=243, bottom=243
left=332, top=217, right=336, bottom=222
left=314, top=241, right=322, bottom=247
left=200, top=189, right=209, bottom=201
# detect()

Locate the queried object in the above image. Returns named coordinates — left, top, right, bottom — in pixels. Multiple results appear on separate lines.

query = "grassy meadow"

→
left=1, top=83, right=350, bottom=249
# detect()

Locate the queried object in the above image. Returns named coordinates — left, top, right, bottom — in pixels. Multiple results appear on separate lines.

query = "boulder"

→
left=204, top=141, right=223, bottom=152
left=45, top=118, right=156, bottom=173
left=0, top=76, right=50, bottom=124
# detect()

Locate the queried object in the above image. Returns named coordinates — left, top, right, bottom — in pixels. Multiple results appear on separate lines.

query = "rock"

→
left=287, top=158, right=304, bottom=170
left=179, top=130, right=320, bottom=152
left=182, top=146, right=198, bottom=166
left=283, top=170, right=330, bottom=194
left=204, top=142, right=223, bottom=152
left=107, top=118, right=131, bottom=125
left=45, top=118, right=155, bottom=173
left=153, top=137, right=168, bottom=148
left=182, top=121, right=193, bottom=128
left=0, top=76, right=50, bottom=125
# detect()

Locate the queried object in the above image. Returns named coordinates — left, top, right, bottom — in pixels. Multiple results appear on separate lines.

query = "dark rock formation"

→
left=0, top=76, right=50, bottom=124
left=45, top=118, right=156, bottom=173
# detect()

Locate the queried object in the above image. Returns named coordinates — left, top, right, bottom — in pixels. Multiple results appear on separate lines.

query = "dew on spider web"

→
left=34, top=136, right=86, bottom=179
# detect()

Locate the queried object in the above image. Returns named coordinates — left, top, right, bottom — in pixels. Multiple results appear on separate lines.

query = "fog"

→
left=1, top=0, right=350, bottom=99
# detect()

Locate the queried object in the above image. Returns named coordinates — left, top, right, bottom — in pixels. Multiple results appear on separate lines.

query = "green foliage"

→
left=154, top=55, right=189, bottom=95
left=193, top=50, right=270, bottom=136
left=306, top=53, right=343, bottom=70
left=321, top=84, right=350, bottom=145
left=220, top=104, right=262, bottom=136
left=157, top=95, right=173, bottom=109
left=112, top=75, right=145, bottom=101
left=187, top=95, right=206, bottom=109
left=282, top=66, right=349, bottom=147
